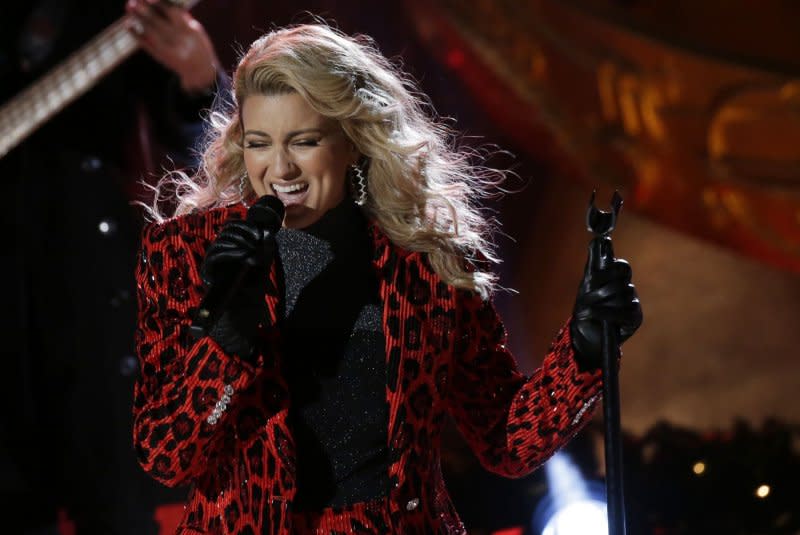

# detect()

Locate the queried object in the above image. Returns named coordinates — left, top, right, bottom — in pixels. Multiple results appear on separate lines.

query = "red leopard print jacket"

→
left=133, top=205, right=603, bottom=534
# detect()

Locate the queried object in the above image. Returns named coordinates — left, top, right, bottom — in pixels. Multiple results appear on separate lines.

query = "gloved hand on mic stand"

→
left=198, top=197, right=284, bottom=362
left=570, top=236, right=643, bottom=372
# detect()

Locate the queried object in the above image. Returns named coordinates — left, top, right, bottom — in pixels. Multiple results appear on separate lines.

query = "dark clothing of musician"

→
left=1, top=2, right=218, bottom=532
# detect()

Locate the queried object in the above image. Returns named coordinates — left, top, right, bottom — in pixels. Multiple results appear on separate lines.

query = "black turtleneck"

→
left=275, top=199, right=389, bottom=512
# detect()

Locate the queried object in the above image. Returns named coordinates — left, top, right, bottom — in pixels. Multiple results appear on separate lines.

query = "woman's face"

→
left=241, top=91, right=359, bottom=229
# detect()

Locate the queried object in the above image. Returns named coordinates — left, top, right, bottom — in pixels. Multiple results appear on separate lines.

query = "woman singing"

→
left=133, top=23, right=642, bottom=534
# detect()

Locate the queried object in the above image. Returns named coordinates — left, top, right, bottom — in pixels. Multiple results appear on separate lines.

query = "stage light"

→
left=755, top=484, right=770, bottom=498
left=540, top=500, right=607, bottom=535
left=532, top=452, right=608, bottom=535
left=692, top=461, right=706, bottom=475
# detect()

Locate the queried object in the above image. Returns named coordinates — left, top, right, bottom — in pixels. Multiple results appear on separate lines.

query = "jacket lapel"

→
left=368, top=221, right=430, bottom=525
left=367, top=221, right=404, bottom=441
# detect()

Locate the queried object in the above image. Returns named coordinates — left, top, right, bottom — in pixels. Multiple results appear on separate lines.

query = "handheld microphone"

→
left=189, top=195, right=285, bottom=339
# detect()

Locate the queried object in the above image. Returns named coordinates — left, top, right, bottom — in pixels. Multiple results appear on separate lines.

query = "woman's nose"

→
left=270, top=148, right=300, bottom=180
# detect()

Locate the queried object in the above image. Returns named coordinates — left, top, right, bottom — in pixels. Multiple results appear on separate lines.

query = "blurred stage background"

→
left=4, top=0, right=799, bottom=533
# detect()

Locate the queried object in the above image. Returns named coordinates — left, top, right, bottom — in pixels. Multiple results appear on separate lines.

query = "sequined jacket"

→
left=133, top=205, right=603, bottom=534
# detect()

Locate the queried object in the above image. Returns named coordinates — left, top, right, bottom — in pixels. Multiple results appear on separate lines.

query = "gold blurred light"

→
left=692, top=461, right=706, bottom=475
left=755, top=484, right=771, bottom=498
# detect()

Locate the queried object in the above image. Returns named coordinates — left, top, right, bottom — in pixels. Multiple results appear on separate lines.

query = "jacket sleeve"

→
left=445, top=290, right=603, bottom=478
left=132, top=219, right=261, bottom=487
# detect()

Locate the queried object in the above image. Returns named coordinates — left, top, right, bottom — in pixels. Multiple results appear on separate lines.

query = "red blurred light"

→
left=446, top=47, right=465, bottom=68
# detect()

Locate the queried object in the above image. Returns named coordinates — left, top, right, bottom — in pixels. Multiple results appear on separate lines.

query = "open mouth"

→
left=271, top=181, right=310, bottom=206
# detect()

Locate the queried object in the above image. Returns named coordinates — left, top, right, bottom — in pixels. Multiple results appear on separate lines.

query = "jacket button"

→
left=406, top=498, right=419, bottom=511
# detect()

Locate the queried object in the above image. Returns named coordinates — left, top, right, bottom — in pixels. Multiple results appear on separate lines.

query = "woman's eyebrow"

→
left=286, top=128, right=325, bottom=138
left=243, top=128, right=325, bottom=138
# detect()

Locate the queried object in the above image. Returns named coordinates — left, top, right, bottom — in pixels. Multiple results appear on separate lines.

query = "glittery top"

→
left=275, top=199, right=389, bottom=512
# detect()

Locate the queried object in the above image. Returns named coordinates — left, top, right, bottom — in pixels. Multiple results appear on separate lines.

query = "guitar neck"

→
left=0, top=1, right=201, bottom=159
left=0, top=17, right=139, bottom=158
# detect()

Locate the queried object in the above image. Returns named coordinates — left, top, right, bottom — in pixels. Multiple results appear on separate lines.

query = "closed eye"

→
left=293, top=138, right=321, bottom=147
left=245, top=141, right=270, bottom=149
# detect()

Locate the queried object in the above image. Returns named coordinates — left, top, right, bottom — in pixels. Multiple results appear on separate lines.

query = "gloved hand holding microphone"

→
left=192, top=196, right=285, bottom=362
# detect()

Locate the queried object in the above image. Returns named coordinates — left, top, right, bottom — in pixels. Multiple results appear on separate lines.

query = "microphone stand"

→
left=585, top=190, right=626, bottom=535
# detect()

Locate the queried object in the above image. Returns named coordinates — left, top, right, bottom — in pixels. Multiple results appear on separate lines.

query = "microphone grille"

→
left=247, top=195, right=285, bottom=230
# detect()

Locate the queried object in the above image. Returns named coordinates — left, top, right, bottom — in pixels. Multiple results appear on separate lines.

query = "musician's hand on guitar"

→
left=126, top=0, right=220, bottom=94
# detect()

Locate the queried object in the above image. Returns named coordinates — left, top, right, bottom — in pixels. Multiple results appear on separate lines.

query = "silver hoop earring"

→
left=349, top=162, right=368, bottom=206
left=239, top=172, right=250, bottom=208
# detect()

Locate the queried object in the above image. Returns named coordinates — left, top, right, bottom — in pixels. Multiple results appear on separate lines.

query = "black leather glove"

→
left=570, top=236, right=642, bottom=372
left=199, top=218, right=275, bottom=361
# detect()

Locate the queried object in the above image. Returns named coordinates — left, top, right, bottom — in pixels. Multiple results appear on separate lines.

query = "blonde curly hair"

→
left=145, top=23, right=505, bottom=298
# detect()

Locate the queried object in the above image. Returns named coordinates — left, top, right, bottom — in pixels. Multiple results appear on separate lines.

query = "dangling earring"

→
left=239, top=172, right=250, bottom=208
left=349, top=161, right=368, bottom=206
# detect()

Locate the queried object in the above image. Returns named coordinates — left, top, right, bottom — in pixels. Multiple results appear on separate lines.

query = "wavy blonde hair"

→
left=145, top=23, right=504, bottom=298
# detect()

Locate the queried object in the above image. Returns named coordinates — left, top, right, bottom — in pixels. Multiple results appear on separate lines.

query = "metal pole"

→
left=586, top=190, right=626, bottom=535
